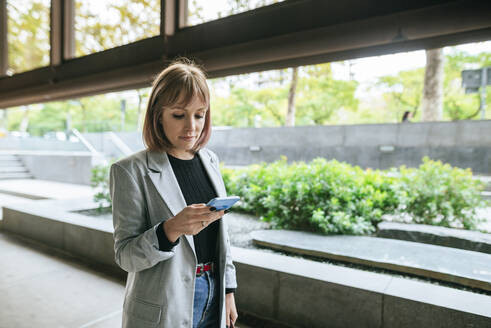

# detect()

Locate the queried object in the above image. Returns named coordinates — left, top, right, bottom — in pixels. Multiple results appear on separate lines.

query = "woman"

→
left=110, top=59, right=238, bottom=328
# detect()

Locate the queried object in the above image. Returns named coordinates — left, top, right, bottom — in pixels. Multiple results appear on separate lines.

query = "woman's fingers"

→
left=176, top=205, right=225, bottom=234
left=191, top=208, right=225, bottom=221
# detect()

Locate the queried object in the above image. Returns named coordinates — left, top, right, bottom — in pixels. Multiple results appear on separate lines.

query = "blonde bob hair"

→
left=142, top=59, right=211, bottom=153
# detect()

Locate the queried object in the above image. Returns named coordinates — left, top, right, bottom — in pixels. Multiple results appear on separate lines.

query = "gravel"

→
left=225, top=211, right=271, bottom=248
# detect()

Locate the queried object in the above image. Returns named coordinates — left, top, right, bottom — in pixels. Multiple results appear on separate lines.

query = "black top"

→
left=155, top=153, right=235, bottom=294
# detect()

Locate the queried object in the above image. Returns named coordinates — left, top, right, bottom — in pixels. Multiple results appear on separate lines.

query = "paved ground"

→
left=0, top=232, right=124, bottom=328
left=0, top=179, right=94, bottom=200
left=0, top=231, right=252, bottom=328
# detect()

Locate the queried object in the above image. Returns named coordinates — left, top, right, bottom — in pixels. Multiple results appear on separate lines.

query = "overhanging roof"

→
left=0, top=0, right=490, bottom=108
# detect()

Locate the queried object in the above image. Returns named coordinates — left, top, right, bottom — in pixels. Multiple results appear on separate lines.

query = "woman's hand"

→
left=226, top=293, right=238, bottom=327
left=163, top=203, right=225, bottom=242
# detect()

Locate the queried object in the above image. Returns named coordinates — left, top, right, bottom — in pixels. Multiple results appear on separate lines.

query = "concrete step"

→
left=0, top=154, right=32, bottom=180
left=377, top=221, right=491, bottom=254
left=0, top=162, right=24, bottom=168
left=0, top=172, right=33, bottom=179
left=0, top=166, right=29, bottom=173
left=0, top=154, right=20, bottom=161
left=252, top=229, right=491, bottom=292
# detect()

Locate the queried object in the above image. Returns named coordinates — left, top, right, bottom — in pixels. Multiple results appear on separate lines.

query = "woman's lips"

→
left=180, top=136, right=195, bottom=141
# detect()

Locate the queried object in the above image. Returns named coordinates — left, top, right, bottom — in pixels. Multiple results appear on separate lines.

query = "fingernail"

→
left=210, top=207, right=216, bottom=211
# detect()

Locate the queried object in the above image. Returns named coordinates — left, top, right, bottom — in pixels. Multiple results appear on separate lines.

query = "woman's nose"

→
left=185, top=116, right=196, bottom=130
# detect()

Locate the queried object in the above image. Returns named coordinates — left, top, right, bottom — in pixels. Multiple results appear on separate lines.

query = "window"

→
left=7, top=0, right=50, bottom=74
left=74, top=0, right=160, bottom=57
left=186, top=0, right=284, bottom=27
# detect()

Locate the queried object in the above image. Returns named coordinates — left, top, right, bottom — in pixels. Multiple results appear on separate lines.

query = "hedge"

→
left=221, top=157, right=487, bottom=235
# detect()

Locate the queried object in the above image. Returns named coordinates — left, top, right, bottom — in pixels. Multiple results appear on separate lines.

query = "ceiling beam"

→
left=0, top=0, right=489, bottom=108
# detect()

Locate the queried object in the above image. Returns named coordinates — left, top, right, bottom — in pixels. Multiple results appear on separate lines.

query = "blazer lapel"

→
left=146, top=151, right=196, bottom=256
left=198, top=149, right=226, bottom=198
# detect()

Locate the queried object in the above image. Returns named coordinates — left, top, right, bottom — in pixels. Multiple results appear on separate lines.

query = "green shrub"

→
left=90, top=164, right=112, bottom=212
left=90, top=155, right=486, bottom=233
left=392, top=157, right=486, bottom=229
left=222, top=156, right=486, bottom=235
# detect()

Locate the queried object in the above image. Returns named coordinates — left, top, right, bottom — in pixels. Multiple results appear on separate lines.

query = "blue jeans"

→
left=193, top=271, right=219, bottom=328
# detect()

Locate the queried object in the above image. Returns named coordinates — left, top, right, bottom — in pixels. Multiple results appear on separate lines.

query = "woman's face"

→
left=161, top=96, right=207, bottom=159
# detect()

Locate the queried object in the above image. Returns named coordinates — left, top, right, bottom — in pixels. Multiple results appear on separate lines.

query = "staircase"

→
left=0, top=154, right=33, bottom=180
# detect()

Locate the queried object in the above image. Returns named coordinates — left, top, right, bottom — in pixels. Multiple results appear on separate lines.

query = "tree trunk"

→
left=286, top=66, right=298, bottom=126
left=136, top=89, right=144, bottom=131
left=421, top=48, right=444, bottom=121
left=20, top=106, right=29, bottom=133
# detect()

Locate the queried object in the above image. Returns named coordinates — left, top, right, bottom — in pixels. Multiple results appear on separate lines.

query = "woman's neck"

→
left=167, top=149, right=196, bottom=160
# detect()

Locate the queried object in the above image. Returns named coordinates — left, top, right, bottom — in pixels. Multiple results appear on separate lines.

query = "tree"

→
left=443, top=50, right=491, bottom=120
left=421, top=48, right=444, bottom=121
left=136, top=88, right=149, bottom=131
left=188, top=0, right=284, bottom=25
left=376, top=68, right=424, bottom=122
left=286, top=67, right=298, bottom=126
left=7, top=0, right=50, bottom=74
left=211, top=85, right=287, bottom=127
left=75, top=0, right=160, bottom=56
left=376, top=48, right=490, bottom=123
left=295, top=63, right=359, bottom=125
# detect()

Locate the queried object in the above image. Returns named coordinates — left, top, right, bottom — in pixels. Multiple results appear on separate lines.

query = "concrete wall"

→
left=207, top=120, right=491, bottom=173
left=2, top=204, right=490, bottom=328
left=1, top=204, right=119, bottom=276
left=19, top=152, right=94, bottom=185
left=5, top=120, right=490, bottom=185
left=83, top=120, right=491, bottom=173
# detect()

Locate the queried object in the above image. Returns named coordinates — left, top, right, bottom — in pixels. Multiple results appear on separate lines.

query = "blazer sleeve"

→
left=223, top=217, right=238, bottom=290
left=209, top=150, right=238, bottom=290
left=110, top=163, right=177, bottom=273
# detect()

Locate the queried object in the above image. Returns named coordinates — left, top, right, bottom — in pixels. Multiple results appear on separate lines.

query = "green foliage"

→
left=90, top=164, right=112, bottom=212
left=222, top=157, right=486, bottom=235
left=443, top=50, right=491, bottom=120
left=376, top=68, right=424, bottom=121
left=211, top=63, right=359, bottom=127
left=7, top=0, right=50, bottom=74
left=296, top=64, right=359, bottom=125
left=212, top=86, right=288, bottom=127
left=393, top=157, right=486, bottom=229
left=376, top=49, right=491, bottom=122
left=75, top=0, right=160, bottom=57
left=7, top=89, right=149, bottom=136
left=188, top=0, right=284, bottom=25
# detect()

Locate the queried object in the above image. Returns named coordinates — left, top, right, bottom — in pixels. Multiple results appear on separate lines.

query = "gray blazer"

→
left=110, top=148, right=237, bottom=328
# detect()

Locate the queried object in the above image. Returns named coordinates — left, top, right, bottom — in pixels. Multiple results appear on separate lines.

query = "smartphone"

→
left=206, top=196, right=240, bottom=211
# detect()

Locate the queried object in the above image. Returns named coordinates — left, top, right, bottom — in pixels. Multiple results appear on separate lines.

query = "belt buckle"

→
left=196, top=262, right=214, bottom=277
left=196, top=263, right=204, bottom=277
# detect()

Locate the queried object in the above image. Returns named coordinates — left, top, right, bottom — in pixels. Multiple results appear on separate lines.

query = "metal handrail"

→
left=71, top=128, right=100, bottom=155
left=107, top=132, right=133, bottom=156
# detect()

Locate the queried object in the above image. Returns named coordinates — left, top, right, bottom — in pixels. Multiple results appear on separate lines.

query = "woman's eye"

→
left=195, top=115, right=204, bottom=119
left=172, top=114, right=184, bottom=119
